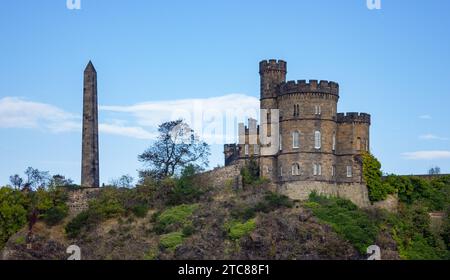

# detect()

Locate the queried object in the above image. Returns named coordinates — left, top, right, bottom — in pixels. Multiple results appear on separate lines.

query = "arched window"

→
left=292, top=131, right=300, bottom=149
left=292, top=163, right=300, bottom=176
left=314, top=131, right=321, bottom=149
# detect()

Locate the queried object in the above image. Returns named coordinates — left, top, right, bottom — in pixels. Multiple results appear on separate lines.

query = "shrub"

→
left=182, top=223, right=195, bottom=237
left=362, top=152, right=394, bottom=201
left=159, top=231, right=184, bottom=250
left=231, top=192, right=293, bottom=221
left=65, top=211, right=91, bottom=238
left=306, top=193, right=379, bottom=253
left=240, top=158, right=261, bottom=186
left=43, top=204, right=68, bottom=226
left=131, top=204, right=148, bottom=218
left=225, top=219, right=256, bottom=240
left=154, top=204, right=198, bottom=234
left=0, top=187, right=28, bottom=249
left=166, top=165, right=206, bottom=206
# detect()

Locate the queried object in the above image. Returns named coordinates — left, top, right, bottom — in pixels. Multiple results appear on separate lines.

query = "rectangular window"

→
left=280, top=167, right=283, bottom=177
left=332, top=165, right=336, bottom=177
left=318, top=164, right=322, bottom=176
left=313, top=164, right=317, bottom=176
left=293, top=132, right=300, bottom=149
left=314, top=131, right=321, bottom=149
left=315, top=105, right=321, bottom=115
left=244, top=144, right=249, bottom=156
left=332, top=133, right=336, bottom=151
left=254, top=144, right=259, bottom=155
left=346, top=166, right=352, bottom=178
left=279, top=134, right=282, bottom=151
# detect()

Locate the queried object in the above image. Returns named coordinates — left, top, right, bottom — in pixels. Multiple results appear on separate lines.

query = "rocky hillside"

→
left=1, top=168, right=449, bottom=260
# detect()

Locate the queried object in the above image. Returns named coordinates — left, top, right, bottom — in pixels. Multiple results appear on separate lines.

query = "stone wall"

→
left=199, top=162, right=244, bottom=189
left=372, top=194, right=398, bottom=213
left=278, top=181, right=371, bottom=208
left=67, top=188, right=100, bottom=216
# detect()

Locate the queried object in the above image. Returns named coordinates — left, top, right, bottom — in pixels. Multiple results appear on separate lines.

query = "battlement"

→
left=279, top=80, right=339, bottom=96
left=337, top=112, right=371, bottom=124
left=259, top=59, right=287, bottom=73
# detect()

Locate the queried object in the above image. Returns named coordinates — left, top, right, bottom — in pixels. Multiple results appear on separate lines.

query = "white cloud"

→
left=419, top=134, right=448, bottom=141
left=0, top=94, right=260, bottom=143
left=402, top=151, right=450, bottom=160
left=100, top=94, right=260, bottom=144
left=99, top=123, right=156, bottom=140
left=419, top=115, right=432, bottom=119
left=0, top=97, right=80, bottom=132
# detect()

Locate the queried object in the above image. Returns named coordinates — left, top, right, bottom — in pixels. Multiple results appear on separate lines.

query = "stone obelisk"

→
left=81, top=61, right=99, bottom=188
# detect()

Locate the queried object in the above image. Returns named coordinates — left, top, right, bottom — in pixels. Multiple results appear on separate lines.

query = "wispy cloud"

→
left=419, top=115, right=432, bottom=120
left=0, top=97, right=80, bottom=132
left=402, top=150, right=450, bottom=160
left=0, top=94, right=260, bottom=143
left=100, top=93, right=260, bottom=143
left=99, top=123, right=156, bottom=140
left=419, top=134, right=449, bottom=141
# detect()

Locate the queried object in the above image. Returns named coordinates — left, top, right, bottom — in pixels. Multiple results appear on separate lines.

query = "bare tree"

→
left=428, top=166, right=441, bottom=175
left=109, top=174, right=134, bottom=188
left=9, top=174, right=24, bottom=190
left=24, top=167, right=50, bottom=189
left=138, top=120, right=210, bottom=180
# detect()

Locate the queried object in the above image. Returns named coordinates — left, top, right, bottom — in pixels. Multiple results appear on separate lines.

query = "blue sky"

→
left=1, top=0, right=450, bottom=186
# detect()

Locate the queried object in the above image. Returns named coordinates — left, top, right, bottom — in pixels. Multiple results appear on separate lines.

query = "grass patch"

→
left=154, top=204, right=198, bottom=234
left=225, top=219, right=256, bottom=240
left=159, top=231, right=184, bottom=250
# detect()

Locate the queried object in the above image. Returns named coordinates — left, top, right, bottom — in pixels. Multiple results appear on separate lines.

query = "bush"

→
left=65, top=211, right=91, bottom=238
left=225, top=219, right=256, bottom=240
left=231, top=192, right=293, bottom=221
left=307, top=193, right=379, bottom=253
left=43, top=204, right=68, bottom=226
left=131, top=204, right=148, bottom=218
left=159, top=231, right=184, bottom=250
left=154, top=204, right=198, bottom=234
left=166, top=165, right=206, bottom=206
left=240, top=158, right=261, bottom=186
left=0, top=187, right=28, bottom=249
left=362, top=152, right=394, bottom=201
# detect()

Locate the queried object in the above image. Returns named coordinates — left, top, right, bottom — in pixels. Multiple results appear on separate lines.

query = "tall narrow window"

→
left=332, top=132, right=336, bottom=151
left=346, top=166, right=352, bottom=178
left=254, top=144, right=259, bottom=155
left=365, top=139, right=369, bottom=151
left=332, top=165, right=336, bottom=177
left=244, top=144, right=249, bottom=156
left=292, top=131, right=300, bottom=149
left=279, top=134, right=282, bottom=151
left=280, top=167, right=283, bottom=177
left=314, top=131, right=321, bottom=149
left=314, top=163, right=322, bottom=176
left=292, top=163, right=300, bottom=176
left=315, top=105, right=321, bottom=115
left=357, top=137, right=362, bottom=151
left=313, top=164, right=318, bottom=176
left=296, top=104, right=300, bottom=116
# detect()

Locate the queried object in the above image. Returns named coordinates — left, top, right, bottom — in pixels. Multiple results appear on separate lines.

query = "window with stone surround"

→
left=313, top=163, right=322, bottom=176
left=332, top=132, right=336, bottom=151
left=292, top=163, right=300, bottom=176
left=244, top=144, right=249, bottom=156
left=357, top=137, right=362, bottom=151
left=292, top=131, right=300, bottom=149
left=279, top=134, right=282, bottom=151
left=346, top=165, right=352, bottom=177
left=332, top=165, right=336, bottom=177
left=254, top=144, right=259, bottom=155
left=314, top=131, right=321, bottom=149
left=315, top=105, right=321, bottom=115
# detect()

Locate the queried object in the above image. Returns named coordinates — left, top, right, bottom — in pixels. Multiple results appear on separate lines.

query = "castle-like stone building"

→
left=225, top=60, right=371, bottom=200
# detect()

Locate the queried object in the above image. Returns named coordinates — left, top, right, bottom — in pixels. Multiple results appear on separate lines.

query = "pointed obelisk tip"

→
left=84, top=60, right=96, bottom=73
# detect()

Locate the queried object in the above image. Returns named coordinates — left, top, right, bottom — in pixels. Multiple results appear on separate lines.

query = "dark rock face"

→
left=81, top=61, right=99, bottom=188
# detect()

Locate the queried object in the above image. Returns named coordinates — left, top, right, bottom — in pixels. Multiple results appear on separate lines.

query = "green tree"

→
left=0, top=187, right=28, bottom=249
